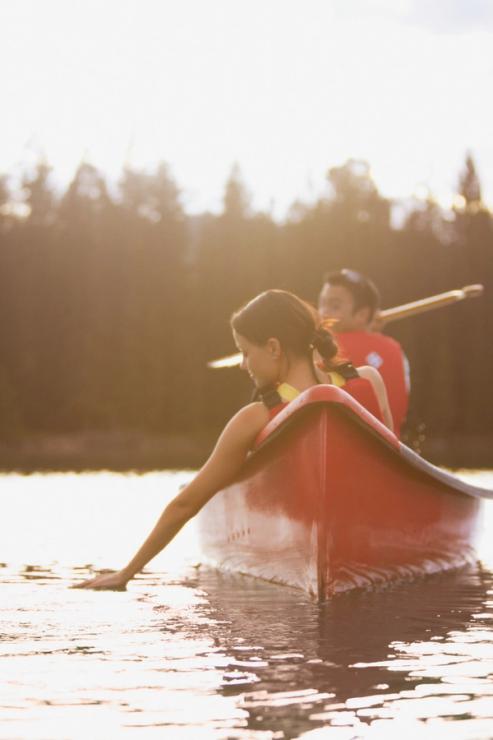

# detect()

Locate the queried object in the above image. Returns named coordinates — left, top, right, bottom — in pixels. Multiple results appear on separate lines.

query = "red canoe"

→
left=198, top=386, right=489, bottom=599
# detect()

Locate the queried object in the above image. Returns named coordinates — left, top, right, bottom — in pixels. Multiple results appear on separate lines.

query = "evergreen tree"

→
left=0, top=152, right=491, bottom=467
left=22, top=161, right=56, bottom=226
left=223, top=163, right=251, bottom=219
left=458, top=153, right=482, bottom=210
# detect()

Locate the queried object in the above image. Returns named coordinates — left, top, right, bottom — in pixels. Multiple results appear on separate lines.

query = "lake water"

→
left=1, top=470, right=493, bottom=740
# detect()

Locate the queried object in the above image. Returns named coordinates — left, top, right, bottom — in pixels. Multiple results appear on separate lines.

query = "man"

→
left=318, top=269, right=409, bottom=435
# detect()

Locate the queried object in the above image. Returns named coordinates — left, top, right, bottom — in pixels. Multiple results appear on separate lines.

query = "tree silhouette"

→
left=22, top=162, right=56, bottom=226
left=458, top=153, right=482, bottom=210
left=0, top=154, right=491, bottom=468
left=223, top=163, right=251, bottom=220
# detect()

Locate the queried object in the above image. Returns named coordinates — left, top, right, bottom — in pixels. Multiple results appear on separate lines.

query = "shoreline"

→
left=422, top=436, right=493, bottom=470
left=0, top=431, right=491, bottom=473
left=0, top=431, right=213, bottom=474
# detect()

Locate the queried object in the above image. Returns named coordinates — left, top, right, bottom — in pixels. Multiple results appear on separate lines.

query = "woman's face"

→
left=233, top=331, right=280, bottom=388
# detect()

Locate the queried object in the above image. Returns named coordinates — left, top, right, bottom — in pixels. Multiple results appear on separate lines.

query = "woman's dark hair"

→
left=231, top=289, right=342, bottom=369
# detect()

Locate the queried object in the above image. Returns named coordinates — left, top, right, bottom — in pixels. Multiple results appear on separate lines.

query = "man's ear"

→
left=266, top=337, right=282, bottom=359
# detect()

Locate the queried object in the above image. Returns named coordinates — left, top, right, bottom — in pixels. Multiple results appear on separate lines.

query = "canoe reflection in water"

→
left=198, top=386, right=491, bottom=599
left=186, top=563, right=493, bottom=738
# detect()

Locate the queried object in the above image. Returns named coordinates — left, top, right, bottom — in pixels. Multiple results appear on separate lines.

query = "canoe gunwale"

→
left=249, top=390, right=492, bottom=501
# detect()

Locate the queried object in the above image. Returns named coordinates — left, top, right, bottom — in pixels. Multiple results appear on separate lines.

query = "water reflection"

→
left=1, top=471, right=492, bottom=739
left=189, top=564, right=493, bottom=738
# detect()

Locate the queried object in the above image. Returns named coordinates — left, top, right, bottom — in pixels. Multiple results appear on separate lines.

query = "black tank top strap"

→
left=334, top=361, right=360, bottom=380
left=258, top=385, right=283, bottom=410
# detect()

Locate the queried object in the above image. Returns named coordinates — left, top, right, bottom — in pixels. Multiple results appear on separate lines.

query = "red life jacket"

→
left=337, top=331, right=408, bottom=434
left=340, top=376, right=384, bottom=423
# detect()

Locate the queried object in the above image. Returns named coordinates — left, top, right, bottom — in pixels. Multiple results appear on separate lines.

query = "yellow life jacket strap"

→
left=328, top=371, right=346, bottom=388
left=276, top=382, right=301, bottom=403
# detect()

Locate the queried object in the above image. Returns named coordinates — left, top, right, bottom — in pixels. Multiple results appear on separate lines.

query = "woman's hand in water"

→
left=72, top=569, right=131, bottom=591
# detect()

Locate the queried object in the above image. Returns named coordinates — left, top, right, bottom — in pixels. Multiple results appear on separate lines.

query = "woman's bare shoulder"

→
left=222, top=401, right=270, bottom=436
left=234, top=401, right=270, bottom=426
left=213, top=401, right=270, bottom=453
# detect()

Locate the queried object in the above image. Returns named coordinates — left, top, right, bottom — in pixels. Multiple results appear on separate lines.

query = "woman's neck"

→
left=279, top=356, right=319, bottom=392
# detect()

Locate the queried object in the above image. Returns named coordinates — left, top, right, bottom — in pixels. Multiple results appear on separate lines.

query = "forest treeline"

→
left=0, top=156, right=491, bottom=467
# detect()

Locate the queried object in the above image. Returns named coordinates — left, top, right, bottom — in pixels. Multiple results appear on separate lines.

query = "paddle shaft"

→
left=207, top=284, right=484, bottom=368
left=378, top=284, right=483, bottom=324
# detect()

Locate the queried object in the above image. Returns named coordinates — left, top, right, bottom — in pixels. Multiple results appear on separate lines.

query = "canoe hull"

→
left=198, top=389, right=482, bottom=598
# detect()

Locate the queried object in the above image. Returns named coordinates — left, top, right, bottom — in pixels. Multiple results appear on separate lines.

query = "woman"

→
left=76, top=290, right=392, bottom=590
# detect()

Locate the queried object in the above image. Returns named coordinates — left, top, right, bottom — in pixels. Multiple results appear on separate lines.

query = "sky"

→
left=1, top=0, right=493, bottom=217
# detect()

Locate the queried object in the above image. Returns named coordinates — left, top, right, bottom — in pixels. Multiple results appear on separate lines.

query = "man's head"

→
left=318, top=269, right=380, bottom=332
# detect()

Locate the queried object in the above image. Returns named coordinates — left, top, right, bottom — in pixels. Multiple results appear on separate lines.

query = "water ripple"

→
left=1, top=470, right=493, bottom=739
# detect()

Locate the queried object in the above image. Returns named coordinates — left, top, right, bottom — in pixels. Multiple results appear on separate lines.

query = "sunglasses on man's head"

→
left=341, top=269, right=364, bottom=284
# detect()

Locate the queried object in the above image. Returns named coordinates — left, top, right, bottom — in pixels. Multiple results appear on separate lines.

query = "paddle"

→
left=207, top=284, right=484, bottom=369
left=375, top=283, right=484, bottom=326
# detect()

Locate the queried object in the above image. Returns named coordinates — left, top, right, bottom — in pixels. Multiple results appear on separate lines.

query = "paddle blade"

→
left=207, top=352, right=242, bottom=369
left=462, top=284, right=484, bottom=298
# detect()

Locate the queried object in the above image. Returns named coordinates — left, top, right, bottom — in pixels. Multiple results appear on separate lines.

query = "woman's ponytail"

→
left=311, top=325, right=342, bottom=370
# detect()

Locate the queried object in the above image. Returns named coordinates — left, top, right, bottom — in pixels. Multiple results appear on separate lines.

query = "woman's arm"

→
left=75, top=402, right=269, bottom=590
left=357, top=365, right=394, bottom=432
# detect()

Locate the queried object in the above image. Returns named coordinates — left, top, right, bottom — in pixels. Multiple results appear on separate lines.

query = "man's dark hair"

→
left=323, top=269, right=380, bottom=319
